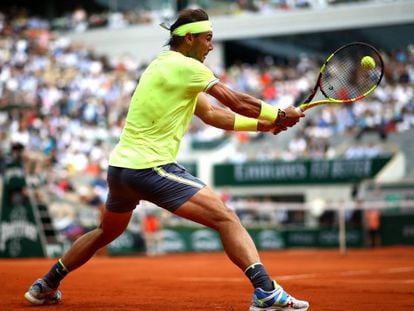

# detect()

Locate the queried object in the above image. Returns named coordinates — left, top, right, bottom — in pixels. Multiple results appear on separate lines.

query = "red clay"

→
left=2, top=246, right=414, bottom=310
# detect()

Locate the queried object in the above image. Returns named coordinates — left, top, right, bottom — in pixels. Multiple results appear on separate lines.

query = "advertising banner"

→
left=0, top=159, right=45, bottom=257
left=159, top=226, right=363, bottom=253
left=214, top=157, right=391, bottom=186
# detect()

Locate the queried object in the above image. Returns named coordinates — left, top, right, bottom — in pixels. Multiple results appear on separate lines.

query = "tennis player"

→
left=25, top=8, right=309, bottom=311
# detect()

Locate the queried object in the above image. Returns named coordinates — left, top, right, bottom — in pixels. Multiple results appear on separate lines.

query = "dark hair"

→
left=167, top=8, right=209, bottom=48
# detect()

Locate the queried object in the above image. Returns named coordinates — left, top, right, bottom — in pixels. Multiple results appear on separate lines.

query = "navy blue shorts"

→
left=105, top=163, right=205, bottom=213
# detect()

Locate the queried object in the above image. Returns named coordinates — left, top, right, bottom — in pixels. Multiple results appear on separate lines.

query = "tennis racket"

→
left=296, top=42, right=384, bottom=112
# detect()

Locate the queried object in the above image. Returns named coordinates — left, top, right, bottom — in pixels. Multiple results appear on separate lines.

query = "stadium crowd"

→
left=0, top=1, right=391, bottom=34
left=0, top=6, right=413, bottom=227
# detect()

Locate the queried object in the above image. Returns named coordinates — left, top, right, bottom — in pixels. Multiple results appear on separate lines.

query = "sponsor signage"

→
left=160, top=228, right=223, bottom=253
left=256, top=229, right=285, bottom=249
left=213, top=156, right=391, bottom=186
left=161, top=229, right=187, bottom=252
left=284, top=229, right=363, bottom=248
left=159, top=227, right=363, bottom=253
left=0, top=160, right=45, bottom=257
left=107, top=230, right=145, bottom=255
left=381, top=214, right=414, bottom=245
left=191, top=229, right=221, bottom=251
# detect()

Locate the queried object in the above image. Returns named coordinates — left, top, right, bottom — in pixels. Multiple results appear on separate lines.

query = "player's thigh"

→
left=106, top=165, right=143, bottom=213
left=174, top=186, right=237, bottom=229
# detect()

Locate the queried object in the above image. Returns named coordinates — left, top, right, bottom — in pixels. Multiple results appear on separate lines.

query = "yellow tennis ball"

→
left=361, top=56, right=376, bottom=70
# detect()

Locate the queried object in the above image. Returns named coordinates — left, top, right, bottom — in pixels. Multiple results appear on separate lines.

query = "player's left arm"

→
left=194, top=93, right=287, bottom=134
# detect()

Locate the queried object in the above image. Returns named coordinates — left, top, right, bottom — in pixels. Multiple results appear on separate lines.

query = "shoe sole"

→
left=24, top=291, right=45, bottom=305
left=24, top=291, right=61, bottom=305
left=250, top=306, right=309, bottom=311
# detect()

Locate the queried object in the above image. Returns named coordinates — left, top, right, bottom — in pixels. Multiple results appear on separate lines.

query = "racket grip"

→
left=295, top=106, right=304, bottom=113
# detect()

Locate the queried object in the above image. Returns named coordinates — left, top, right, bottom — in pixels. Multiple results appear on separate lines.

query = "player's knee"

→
left=212, top=206, right=241, bottom=229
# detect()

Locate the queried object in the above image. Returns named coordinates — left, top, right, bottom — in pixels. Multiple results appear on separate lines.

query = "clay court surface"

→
left=2, top=246, right=414, bottom=310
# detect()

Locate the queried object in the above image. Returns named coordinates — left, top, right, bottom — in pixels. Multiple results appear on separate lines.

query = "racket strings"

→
left=321, top=45, right=383, bottom=101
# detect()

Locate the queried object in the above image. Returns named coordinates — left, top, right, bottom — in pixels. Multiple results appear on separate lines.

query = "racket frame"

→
left=298, top=42, right=384, bottom=112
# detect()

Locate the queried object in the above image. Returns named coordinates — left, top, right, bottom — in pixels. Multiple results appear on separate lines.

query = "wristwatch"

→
left=276, top=109, right=286, bottom=124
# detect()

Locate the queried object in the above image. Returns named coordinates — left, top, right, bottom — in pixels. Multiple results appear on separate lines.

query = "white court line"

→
left=328, top=279, right=414, bottom=285
left=180, top=273, right=322, bottom=283
left=404, top=280, right=414, bottom=284
left=179, top=266, right=414, bottom=283
left=384, top=267, right=414, bottom=273
left=339, top=270, right=372, bottom=276
left=277, top=273, right=320, bottom=281
left=180, top=277, right=244, bottom=283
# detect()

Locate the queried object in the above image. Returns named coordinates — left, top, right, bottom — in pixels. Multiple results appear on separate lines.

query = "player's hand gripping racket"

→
left=296, top=42, right=384, bottom=112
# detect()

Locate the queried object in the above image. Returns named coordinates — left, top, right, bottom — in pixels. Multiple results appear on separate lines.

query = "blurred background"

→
left=0, top=0, right=413, bottom=258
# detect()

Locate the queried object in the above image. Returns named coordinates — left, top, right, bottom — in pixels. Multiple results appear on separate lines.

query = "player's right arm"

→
left=206, top=81, right=304, bottom=127
left=194, top=93, right=288, bottom=135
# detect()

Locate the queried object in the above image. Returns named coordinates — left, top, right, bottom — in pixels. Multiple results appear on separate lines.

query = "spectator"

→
left=365, top=208, right=381, bottom=247
left=142, top=212, right=163, bottom=256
